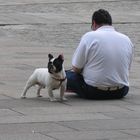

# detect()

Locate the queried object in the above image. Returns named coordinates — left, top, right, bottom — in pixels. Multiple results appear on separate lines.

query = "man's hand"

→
left=72, top=66, right=82, bottom=74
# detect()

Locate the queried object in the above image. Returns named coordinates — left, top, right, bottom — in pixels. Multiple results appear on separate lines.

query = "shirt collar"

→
left=96, top=25, right=115, bottom=31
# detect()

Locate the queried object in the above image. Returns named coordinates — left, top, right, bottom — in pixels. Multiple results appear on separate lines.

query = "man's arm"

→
left=72, top=34, right=87, bottom=74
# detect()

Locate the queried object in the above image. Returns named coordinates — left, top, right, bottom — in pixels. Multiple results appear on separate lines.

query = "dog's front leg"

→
left=60, top=85, right=67, bottom=101
left=48, top=88, right=57, bottom=102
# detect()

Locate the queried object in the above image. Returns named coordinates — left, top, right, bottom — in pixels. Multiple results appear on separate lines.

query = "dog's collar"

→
left=51, top=76, right=66, bottom=89
left=52, top=76, right=66, bottom=83
left=51, top=76, right=66, bottom=90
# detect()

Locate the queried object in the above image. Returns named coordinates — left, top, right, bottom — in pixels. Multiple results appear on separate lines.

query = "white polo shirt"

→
left=72, top=26, right=133, bottom=87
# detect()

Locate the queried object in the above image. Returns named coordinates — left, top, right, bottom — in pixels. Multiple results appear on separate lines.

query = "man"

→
left=66, top=9, right=133, bottom=99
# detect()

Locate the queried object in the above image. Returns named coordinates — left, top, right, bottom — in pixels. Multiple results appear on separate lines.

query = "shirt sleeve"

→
left=72, top=35, right=87, bottom=69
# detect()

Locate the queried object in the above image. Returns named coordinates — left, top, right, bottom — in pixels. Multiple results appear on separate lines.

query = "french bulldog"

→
left=21, top=54, right=67, bottom=101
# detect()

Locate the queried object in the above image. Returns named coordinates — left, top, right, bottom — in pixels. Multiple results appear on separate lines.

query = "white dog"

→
left=21, top=54, right=67, bottom=101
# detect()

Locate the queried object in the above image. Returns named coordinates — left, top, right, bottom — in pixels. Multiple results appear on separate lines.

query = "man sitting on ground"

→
left=66, top=9, right=133, bottom=99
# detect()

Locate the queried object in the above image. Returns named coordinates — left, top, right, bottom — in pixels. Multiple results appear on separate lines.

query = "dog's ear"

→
left=58, top=54, right=64, bottom=61
left=48, top=54, right=54, bottom=61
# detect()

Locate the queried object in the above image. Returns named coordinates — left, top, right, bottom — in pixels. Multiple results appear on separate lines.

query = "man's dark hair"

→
left=92, top=9, right=112, bottom=25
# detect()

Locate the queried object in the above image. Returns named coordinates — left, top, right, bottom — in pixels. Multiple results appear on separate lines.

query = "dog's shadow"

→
left=20, top=92, right=128, bottom=103
left=20, top=92, right=81, bottom=103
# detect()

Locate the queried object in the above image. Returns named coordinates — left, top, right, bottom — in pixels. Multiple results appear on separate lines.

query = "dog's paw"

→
left=60, top=97, right=67, bottom=102
left=49, top=98, right=57, bottom=102
left=21, top=96, right=26, bottom=99
left=37, top=95, right=42, bottom=98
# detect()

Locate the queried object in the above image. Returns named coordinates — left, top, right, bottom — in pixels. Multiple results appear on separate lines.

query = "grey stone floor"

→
left=0, top=0, right=140, bottom=139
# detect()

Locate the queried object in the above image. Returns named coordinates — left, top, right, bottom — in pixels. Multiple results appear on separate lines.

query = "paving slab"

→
left=0, top=122, right=75, bottom=134
left=43, top=130, right=138, bottom=140
left=58, top=119, right=140, bottom=131
left=0, top=133, right=54, bottom=140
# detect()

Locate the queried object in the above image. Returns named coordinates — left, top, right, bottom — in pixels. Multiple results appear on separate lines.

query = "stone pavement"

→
left=0, top=0, right=140, bottom=139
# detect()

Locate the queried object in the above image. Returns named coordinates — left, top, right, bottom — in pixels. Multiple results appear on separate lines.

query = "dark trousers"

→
left=66, top=70, right=129, bottom=99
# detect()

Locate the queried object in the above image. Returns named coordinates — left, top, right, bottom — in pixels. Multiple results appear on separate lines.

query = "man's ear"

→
left=92, top=20, right=100, bottom=31
left=48, top=54, right=54, bottom=60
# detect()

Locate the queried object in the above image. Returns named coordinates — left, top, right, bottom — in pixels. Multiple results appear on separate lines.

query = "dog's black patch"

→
left=53, top=55, right=64, bottom=73
left=48, top=54, right=54, bottom=60
left=48, top=54, right=64, bottom=74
